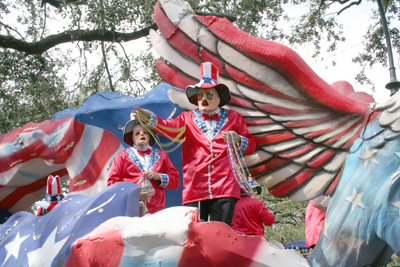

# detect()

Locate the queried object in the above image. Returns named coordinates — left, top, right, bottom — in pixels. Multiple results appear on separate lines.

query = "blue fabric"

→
left=309, top=114, right=400, bottom=266
left=0, top=182, right=140, bottom=266
left=159, top=173, right=169, bottom=188
left=0, top=210, right=12, bottom=224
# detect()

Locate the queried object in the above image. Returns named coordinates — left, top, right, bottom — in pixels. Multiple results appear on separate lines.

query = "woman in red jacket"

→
left=107, top=113, right=180, bottom=214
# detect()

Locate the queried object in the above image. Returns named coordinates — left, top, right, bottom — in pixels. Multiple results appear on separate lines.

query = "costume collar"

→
left=199, top=107, right=221, bottom=117
left=193, top=108, right=229, bottom=140
left=133, top=144, right=150, bottom=151
left=126, top=147, right=160, bottom=172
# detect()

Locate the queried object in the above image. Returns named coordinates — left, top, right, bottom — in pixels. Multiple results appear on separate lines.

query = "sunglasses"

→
left=197, top=92, right=214, bottom=100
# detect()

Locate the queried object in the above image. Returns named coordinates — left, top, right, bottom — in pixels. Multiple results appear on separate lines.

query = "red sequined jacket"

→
left=148, top=108, right=256, bottom=204
left=107, top=147, right=179, bottom=214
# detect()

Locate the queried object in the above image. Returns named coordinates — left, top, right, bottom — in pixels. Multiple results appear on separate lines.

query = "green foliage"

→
left=290, top=9, right=345, bottom=58
left=0, top=50, right=73, bottom=134
left=353, top=7, right=400, bottom=92
left=257, top=190, right=307, bottom=243
left=387, top=254, right=400, bottom=267
left=185, top=0, right=286, bottom=39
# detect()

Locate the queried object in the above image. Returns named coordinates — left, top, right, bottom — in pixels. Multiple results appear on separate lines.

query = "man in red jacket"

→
left=134, top=62, right=256, bottom=225
left=107, top=113, right=180, bottom=214
left=231, top=186, right=275, bottom=237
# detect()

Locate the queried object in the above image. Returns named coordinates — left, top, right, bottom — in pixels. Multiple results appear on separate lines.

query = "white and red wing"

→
left=151, top=0, right=376, bottom=201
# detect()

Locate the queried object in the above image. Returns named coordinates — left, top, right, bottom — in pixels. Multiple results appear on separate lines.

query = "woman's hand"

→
left=143, top=170, right=161, bottom=181
left=140, top=190, right=153, bottom=201
left=132, top=107, right=151, bottom=119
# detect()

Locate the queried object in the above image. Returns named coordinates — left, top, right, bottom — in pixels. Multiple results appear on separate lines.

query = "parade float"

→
left=1, top=0, right=400, bottom=266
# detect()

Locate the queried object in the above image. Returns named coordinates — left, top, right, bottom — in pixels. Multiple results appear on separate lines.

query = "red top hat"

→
left=46, top=175, right=63, bottom=203
left=47, top=175, right=61, bottom=196
left=36, top=175, right=63, bottom=214
left=186, top=62, right=231, bottom=107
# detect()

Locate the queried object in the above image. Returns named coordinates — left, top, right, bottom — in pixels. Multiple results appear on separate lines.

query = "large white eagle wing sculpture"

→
left=150, top=0, right=376, bottom=202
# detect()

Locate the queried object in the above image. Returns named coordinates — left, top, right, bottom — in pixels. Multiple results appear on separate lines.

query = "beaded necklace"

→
left=136, top=111, right=186, bottom=153
left=226, top=131, right=256, bottom=196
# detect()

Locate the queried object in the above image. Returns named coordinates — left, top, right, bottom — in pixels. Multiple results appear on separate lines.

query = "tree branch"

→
left=118, top=42, right=134, bottom=92
left=329, top=0, right=363, bottom=15
left=0, top=22, right=25, bottom=40
left=0, top=24, right=158, bottom=55
left=0, top=11, right=236, bottom=55
left=194, top=11, right=236, bottom=23
left=41, top=0, right=79, bottom=8
left=101, top=41, right=114, bottom=92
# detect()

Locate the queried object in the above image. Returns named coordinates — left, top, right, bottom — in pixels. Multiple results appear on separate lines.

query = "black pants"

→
left=184, top=197, right=236, bottom=226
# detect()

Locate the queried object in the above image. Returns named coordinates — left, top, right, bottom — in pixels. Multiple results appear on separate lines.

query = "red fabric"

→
left=69, top=129, right=121, bottom=193
left=107, top=148, right=180, bottom=214
left=179, top=220, right=264, bottom=267
left=153, top=109, right=256, bottom=204
left=64, top=218, right=126, bottom=267
left=36, top=207, right=44, bottom=216
left=36, top=202, right=58, bottom=216
left=202, top=113, right=219, bottom=121
left=137, top=148, right=151, bottom=156
left=231, top=196, right=275, bottom=237
left=305, top=200, right=326, bottom=247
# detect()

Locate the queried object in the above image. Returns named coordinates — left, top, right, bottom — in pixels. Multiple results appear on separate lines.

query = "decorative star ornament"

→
left=3, top=231, right=29, bottom=264
left=359, top=146, right=379, bottom=169
left=345, top=188, right=365, bottom=213
left=27, top=227, right=69, bottom=267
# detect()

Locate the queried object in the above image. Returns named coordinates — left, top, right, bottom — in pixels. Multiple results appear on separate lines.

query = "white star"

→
left=3, top=232, right=29, bottom=264
left=345, top=232, right=365, bottom=256
left=345, top=188, right=365, bottom=213
left=322, top=221, right=331, bottom=239
left=27, top=227, right=69, bottom=267
left=391, top=201, right=400, bottom=217
left=359, top=146, right=379, bottom=168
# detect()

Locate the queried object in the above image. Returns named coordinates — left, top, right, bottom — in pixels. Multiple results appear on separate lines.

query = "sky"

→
left=285, top=1, right=400, bottom=103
